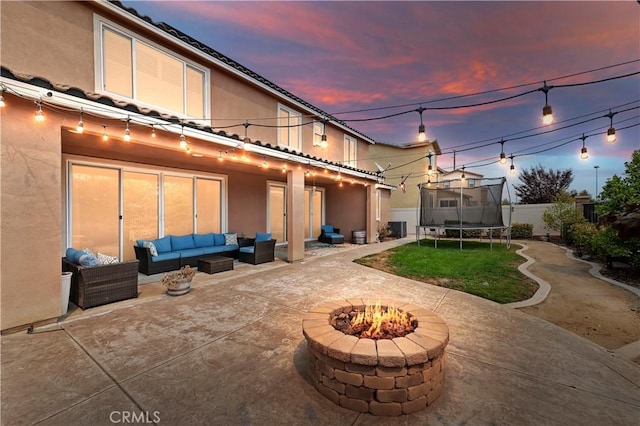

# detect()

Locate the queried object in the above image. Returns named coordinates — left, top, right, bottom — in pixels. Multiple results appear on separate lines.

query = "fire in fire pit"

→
left=331, top=301, right=417, bottom=339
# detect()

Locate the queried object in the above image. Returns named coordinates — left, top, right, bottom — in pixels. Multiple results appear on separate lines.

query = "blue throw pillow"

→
left=153, top=236, right=172, bottom=253
left=213, top=233, right=226, bottom=246
left=65, top=248, right=82, bottom=264
left=193, top=233, right=214, bottom=248
left=255, top=232, right=272, bottom=242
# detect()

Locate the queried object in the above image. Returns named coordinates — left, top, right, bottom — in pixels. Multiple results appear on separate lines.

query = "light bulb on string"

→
left=509, top=155, right=516, bottom=175
left=461, top=166, right=466, bottom=181
left=151, top=125, right=156, bottom=138
left=605, top=110, right=617, bottom=143
left=540, top=81, right=553, bottom=125
left=579, top=134, right=589, bottom=160
left=76, top=108, right=84, bottom=134
left=416, top=106, right=427, bottom=142
left=34, top=101, right=45, bottom=122
left=218, top=151, right=224, bottom=162
left=179, top=124, right=187, bottom=150
left=102, top=126, right=108, bottom=141
left=123, top=117, right=131, bottom=142
left=499, top=139, right=507, bottom=165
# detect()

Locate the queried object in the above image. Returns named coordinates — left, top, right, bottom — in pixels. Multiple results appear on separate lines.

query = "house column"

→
left=365, top=184, right=377, bottom=244
left=287, top=167, right=305, bottom=262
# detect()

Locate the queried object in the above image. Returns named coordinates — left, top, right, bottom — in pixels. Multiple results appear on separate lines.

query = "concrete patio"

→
left=2, top=238, right=639, bottom=425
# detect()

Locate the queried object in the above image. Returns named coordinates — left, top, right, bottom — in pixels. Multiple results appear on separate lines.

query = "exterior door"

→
left=305, top=187, right=323, bottom=240
left=268, top=184, right=287, bottom=243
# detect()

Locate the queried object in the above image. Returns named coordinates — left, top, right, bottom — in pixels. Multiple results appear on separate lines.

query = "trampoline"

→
left=416, top=177, right=511, bottom=249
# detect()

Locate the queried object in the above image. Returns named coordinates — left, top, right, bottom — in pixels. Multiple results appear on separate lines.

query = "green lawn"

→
left=354, top=240, right=537, bottom=304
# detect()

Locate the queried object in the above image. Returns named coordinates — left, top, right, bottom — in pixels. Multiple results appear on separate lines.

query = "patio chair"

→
left=238, top=233, right=277, bottom=265
left=318, top=225, right=344, bottom=245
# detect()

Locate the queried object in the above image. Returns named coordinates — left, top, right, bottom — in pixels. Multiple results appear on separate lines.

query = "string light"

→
left=179, top=124, right=187, bottom=150
left=461, top=166, right=466, bottom=181
left=605, top=110, right=617, bottom=143
left=262, top=157, right=268, bottom=169
left=218, top=151, right=224, bottom=162
left=427, top=153, right=433, bottom=175
left=243, top=120, right=250, bottom=149
left=151, top=125, right=156, bottom=138
left=579, top=134, right=589, bottom=160
left=499, top=139, right=507, bottom=164
left=416, top=106, right=427, bottom=142
left=281, top=163, right=287, bottom=173
left=76, top=108, right=84, bottom=134
left=540, top=81, right=554, bottom=125
left=102, top=125, right=108, bottom=141
left=509, top=155, right=516, bottom=175
left=123, top=117, right=131, bottom=141
left=34, top=101, right=45, bottom=122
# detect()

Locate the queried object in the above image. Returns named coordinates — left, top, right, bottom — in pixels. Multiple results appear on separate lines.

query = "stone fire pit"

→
left=302, top=299, right=449, bottom=416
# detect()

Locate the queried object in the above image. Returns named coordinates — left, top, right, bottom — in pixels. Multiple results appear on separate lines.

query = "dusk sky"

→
left=123, top=1, right=640, bottom=199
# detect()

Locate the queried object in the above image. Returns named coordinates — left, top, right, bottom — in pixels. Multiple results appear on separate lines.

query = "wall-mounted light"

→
left=540, top=81, right=553, bottom=125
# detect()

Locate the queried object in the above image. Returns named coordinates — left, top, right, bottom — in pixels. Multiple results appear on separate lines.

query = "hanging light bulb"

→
left=461, top=166, right=466, bottom=181
left=499, top=139, right=507, bottom=165
left=123, top=117, right=131, bottom=141
left=218, top=151, right=224, bottom=162
left=320, top=133, right=328, bottom=149
left=416, top=106, right=427, bottom=142
left=262, top=158, right=268, bottom=169
left=76, top=108, right=84, bottom=134
left=243, top=120, right=250, bottom=150
left=579, top=134, right=589, bottom=160
left=151, top=125, right=156, bottom=138
left=605, top=110, right=617, bottom=143
left=540, top=81, right=553, bottom=125
left=427, top=153, right=433, bottom=175
left=509, top=155, right=516, bottom=175
left=179, top=125, right=187, bottom=150
left=102, top=126, right=109, bottom=141
left=281, top=163, right=287, bottom=173
left=427, top=179, right=431, bottom=187
left=34, top=101, right=45, bottom=122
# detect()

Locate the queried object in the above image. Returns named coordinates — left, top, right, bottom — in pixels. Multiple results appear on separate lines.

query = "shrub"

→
left=444, top=228, right=482, bottom=238
left=568, top=222, right=598, bottom=257
left=590, top=226, right=640, bottom=272
left=511, top=223, right=533, bottom=239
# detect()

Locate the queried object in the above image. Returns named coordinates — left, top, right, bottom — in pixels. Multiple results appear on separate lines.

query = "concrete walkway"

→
left=2, top=238, right=639, bottom=425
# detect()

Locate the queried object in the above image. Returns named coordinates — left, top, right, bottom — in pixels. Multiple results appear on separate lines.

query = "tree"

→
left=597, top=150, right=640, bottom=215
left=513, top=164, right=574, bottom=204
left=542, top=191, right=585, bottom=237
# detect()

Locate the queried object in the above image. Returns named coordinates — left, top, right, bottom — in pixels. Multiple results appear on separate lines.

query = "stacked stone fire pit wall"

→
left=302, top=299, right=449, bottom=416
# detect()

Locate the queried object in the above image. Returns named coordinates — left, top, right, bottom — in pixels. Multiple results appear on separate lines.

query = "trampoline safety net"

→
left=419, top=177, right=506, bottom=228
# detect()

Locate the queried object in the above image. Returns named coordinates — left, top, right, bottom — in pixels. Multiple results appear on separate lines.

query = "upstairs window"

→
left=98, top=21, right=207, bottom=118
left=468, top=178, right=476, bottom=188
left=344, top=135, right=357, bottom=167
left=278, top=105, right=302, bottom=150
left=439, top=199, right=458, bottom=208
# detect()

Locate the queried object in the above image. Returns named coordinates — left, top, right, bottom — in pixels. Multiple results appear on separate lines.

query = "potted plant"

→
left=162, top=265, right=195, bottom=296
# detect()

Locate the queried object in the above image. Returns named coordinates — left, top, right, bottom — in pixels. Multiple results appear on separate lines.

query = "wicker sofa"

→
left=62, top=257, right=139, bottom=309
left=238, top=234, right=277, bottom=265
left=134, top=233, right=240, bottom=275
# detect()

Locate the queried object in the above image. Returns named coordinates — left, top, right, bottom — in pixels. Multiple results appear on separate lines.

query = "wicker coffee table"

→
left=197, top=256, right=234, bottom=274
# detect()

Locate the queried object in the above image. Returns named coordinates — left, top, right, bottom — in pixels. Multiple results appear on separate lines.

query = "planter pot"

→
left=166, top=278, right=192, bottom=296
left=61, top=272, right=73, bottom=315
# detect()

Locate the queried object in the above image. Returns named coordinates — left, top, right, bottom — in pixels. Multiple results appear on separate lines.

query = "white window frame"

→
left=468, top=178, right=476, bottom=188
left=93, top=15, right=210, bottom=119
left=277, top=104, right=302, bottom=151
left=313, top=122, right=323, bottom=147
left=344, top=135, right=357, bottom=167
left=376, top=189, right=381, bottom=221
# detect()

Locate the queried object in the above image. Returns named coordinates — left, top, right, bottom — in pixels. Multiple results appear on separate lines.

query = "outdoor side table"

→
left=197, top=256, right=234, bottom=274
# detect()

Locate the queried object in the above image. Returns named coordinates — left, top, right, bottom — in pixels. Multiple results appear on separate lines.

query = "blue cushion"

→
left=255, top=232, right=272, bottom=242
left=202, top=245, right=225, bottom=255
left=239, top=246, right=255, bottom=254
left=321, top=225, right=334, bottom=233
left=175, top=248, right=205, bottom=258
left=65, top=248, right=83, bottom=264
left=213, top=233, right=226, bottom=246
left=136, top=239, right=145, bottom=248
left=327, top=233, right=344, bottom=238
left=152, top=252, right=180, bottom=262
left=171, top=234, right=195, bottom=250
left=153, top=236, right=172, bottom=253
left=193, top=233, right=214, bottom=248
left=222, top=244, right=239, bottom=252
left=78, top=254, right=100, bottom=267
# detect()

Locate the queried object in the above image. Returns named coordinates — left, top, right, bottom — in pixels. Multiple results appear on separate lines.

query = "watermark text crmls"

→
left=109, top=411, right=160, bottom=424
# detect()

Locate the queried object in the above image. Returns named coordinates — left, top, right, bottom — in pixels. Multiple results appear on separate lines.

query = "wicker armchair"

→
left=238, top=238, right=277, bottom=265
left=62, top=258, right=139, bottom=309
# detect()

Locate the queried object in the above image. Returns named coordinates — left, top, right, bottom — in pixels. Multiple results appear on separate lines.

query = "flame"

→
left=350, top=301, right=412, bottom=339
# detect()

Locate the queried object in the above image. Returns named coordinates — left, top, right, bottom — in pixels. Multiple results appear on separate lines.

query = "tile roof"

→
left=109, top=1, right=376, bottom=144
left=1, top=66, right=378, bottom=178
